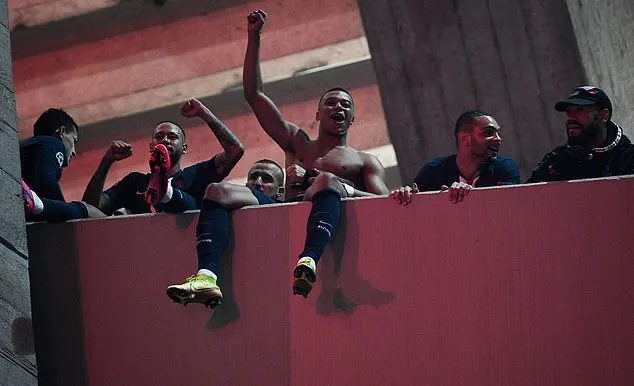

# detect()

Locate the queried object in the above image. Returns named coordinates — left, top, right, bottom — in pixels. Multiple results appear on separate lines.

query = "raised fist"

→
left=103, top=140, right=132, bottom=162
left=180, top=98, right=206, bottom=118
left=247, top=10, right=267, bottom=34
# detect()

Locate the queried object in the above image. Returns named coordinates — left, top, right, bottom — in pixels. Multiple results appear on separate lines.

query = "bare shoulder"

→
left=359, top=150, right=384, bottom=169
left=290, top=126, right=313, bottom=154
left=292, top=130, right=318, bottom=158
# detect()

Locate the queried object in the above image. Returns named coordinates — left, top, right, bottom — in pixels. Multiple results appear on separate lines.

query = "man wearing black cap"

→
left=526, top=86, right=634, bottom=182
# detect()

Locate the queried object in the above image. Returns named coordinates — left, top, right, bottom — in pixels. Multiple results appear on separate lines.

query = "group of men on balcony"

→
left=19, top=10, right=634, bottom=308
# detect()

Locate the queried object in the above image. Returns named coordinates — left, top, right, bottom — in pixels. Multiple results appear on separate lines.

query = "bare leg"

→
left=204, top=182, right=260, bottom=208
left=80, top=202, right=107, bottom=218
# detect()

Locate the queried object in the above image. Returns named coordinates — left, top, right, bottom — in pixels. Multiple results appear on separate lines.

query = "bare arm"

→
left=82, top=140, right=132, bottom=210
left=353, top=153, right=389, bottom=197
left=82, top=158, right=114, bottom=206
left=180, top=99, right=245, bottom=178
left=243, top=10, right=304, bottom=154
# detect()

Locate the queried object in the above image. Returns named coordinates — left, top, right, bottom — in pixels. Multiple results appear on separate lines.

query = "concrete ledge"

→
left=75, top=56, right=376, bottom=152
left=10, top=0, right=250, bottom=59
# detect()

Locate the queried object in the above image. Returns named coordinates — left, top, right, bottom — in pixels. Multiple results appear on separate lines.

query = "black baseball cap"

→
left=554, top=86, right=612, bottom=114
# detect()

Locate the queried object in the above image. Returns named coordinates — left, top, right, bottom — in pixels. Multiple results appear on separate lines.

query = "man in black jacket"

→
left=21, top=108, right=106, bottom=222
left=527, top=86, right=634, bottom=182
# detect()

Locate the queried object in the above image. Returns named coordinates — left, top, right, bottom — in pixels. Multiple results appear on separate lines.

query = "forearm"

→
left=200, top=108, right=245, bottom=157
left=82, top=158, right=114, bottom=206
left=342, top=181, right=387, bottom=198
left=243, top=32, right=263, bottom=100
left=37, top=178, right=65, bottom=201
left=350, top=189, right=376, bottom=197
left=33, top=159, right=65, bottom=200
left=241, top=27, right=297, bottom=151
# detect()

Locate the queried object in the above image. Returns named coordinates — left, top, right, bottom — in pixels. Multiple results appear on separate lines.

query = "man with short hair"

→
left=244, top=10, right=389, bottom=298
left=165, top=11, right=389, bottom=307
left=391, top=110, right=520, bottom=205
left=166, top=159, right=285, bottom=308
left=527, top=86, right=634, bottom=182
left=21, top=108, right=78, bottom=201
left=20, top=108, right=106, bottom=222
left=82, top=98, right=245, bottom=215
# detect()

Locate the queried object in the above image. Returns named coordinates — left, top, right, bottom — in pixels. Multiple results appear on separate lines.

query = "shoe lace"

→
left=185, top=275, right=198, bottom=283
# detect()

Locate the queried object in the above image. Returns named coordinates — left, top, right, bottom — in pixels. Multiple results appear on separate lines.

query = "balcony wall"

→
left=27, top=178, right=634, bottom=386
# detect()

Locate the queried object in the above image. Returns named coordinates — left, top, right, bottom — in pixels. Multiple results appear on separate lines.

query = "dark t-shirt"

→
left=20, top=136, right=67, bottom=201
left=104, top=157, right=222, bottom=214
left=414, top=155, right=521, bottom=192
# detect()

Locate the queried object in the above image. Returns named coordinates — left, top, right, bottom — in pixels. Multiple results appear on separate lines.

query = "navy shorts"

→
left=249, top=188, right=278, bottom=205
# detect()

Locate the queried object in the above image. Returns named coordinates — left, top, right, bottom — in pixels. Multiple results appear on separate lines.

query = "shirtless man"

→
left=244, top=10, right=389, bottom=297
left=165, top=11, right=388, bottom=307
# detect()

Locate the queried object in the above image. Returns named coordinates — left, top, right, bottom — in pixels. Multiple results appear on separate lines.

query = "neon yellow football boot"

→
left=166, top=273, right=223, bottom=308
left=293, top=256, right=317, bottom=298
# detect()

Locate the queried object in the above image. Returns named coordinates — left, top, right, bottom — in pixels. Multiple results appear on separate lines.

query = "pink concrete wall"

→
left=27, top=177, right=634, bottom=385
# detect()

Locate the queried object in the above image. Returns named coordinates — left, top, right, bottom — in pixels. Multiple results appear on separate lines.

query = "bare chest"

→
left=299, top=147, right=365, bottom=186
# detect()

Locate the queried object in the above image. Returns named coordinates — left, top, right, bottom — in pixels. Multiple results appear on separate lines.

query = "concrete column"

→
left=358, top=0, right=589, bottom=182
left=0, top=0, right=37, bottom=384
left=565, top=0, right=634, bottom=137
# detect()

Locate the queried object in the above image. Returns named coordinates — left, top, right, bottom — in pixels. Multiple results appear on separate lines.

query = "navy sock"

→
left=157, top=189, right=197, bottom=213
left=300, top=189, right=341, bottom=264
left=41, top=199, right=88, bottom=222
left=196, top=199, right=229, bottom=275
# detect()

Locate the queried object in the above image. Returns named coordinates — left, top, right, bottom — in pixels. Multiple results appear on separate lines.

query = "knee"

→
left=79, top=201, right=106, bottom=218
left=204, top=183, right=231, bottom=205
left=304, top=173, right=343, bottom=201
left=313, top=173, right=340, bottom=191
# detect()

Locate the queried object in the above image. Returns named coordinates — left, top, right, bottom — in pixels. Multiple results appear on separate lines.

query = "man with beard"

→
left=82, top=98, right=244, bottom=215
left=391, top=110, right=520, bottom=205
left=164, top=10, right=389, bottom=304
left=526, top=86, right=634, bottom=182
left=166, top=159, right=285, bottom=308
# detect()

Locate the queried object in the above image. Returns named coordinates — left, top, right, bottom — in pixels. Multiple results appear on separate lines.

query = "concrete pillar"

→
left=358, top=0, right=591, bottom=182
left=565, top=0, right=634, bottom=137
left=0, top=0, right=37, bottom=384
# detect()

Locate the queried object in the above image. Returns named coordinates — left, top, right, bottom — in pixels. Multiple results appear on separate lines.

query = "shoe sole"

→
left=166, top=287, right=223, bottom=309
left=293, top=265, right=315, bottom=298
left=21, top=181, right=35, bottom=216
left=145, top=145, right=170, bottom=206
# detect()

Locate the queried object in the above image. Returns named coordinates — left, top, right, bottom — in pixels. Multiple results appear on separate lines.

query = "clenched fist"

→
left=247, top=10, right=267, bottom=34
left=180, top=98, right=207, bottom=118
left=286, top=164, right=307, bottom=186
left=103, top=140, right=132, bottom=162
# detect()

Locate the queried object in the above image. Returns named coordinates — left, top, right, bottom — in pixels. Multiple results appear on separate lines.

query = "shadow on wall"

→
left=317, top=203, right=396, bottom=315
left=11, top=317, right=35, bottom=355
left=207, top=216, right=240, bottom=330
